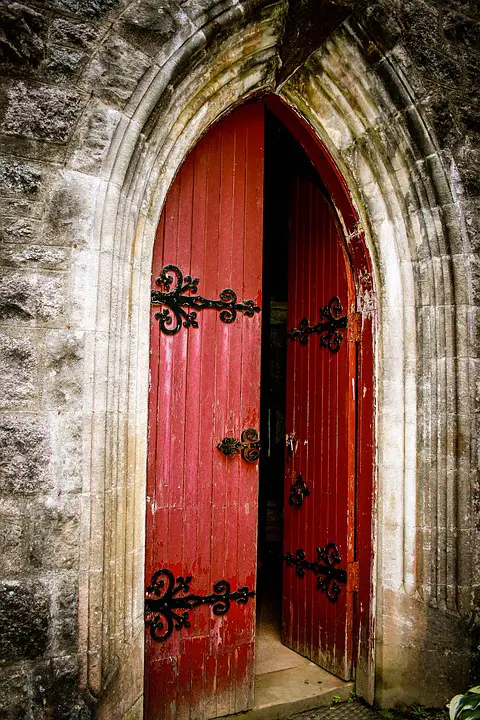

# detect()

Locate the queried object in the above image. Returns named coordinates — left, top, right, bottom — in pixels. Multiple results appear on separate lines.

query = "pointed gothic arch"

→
left=64, top=7, right=475, bottom=716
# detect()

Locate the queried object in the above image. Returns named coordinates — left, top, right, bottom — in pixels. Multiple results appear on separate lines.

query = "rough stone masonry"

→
left=0, top=0, right=479, bottom=718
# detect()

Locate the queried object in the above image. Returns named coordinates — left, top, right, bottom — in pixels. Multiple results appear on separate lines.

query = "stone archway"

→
left=56, top=6, right=476, bottom=717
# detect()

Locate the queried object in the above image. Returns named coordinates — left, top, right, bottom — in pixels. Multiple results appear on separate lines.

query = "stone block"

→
left=0, top=331, right=37, bottom=408
left=0, top=129, right=70, bottom=163
left=117, top=0, right=179, bottom=58
left=50, top=17, right=99, bottom=48
left=0, top=581, right=50, bottom=661
left=54, top=574, right=79, bottom=651
left=69, top=100, right=122, bottom=174
left=0, top=243, right=70, bottom=270
left=0, top=414, right=52, bottom=495
left=472, top=254, right=480, bottom=306
left=80, top=34, right=151, bottom=109
left=0, top=1, right=46, bottom=68
left=378, top=588, right=473, bottom=706
left=358, top=0, right=402, bottom=53
left=32, top=656, right=92, bottom=720
left=0, top=158, right=42, bottom=197
left=0, top=503, right=26, bottom=576
left=44, top=46, right=87, bottom=82
left=0, top=216, right=41, bottom=244
left=45, top=0, right=124, bottom=20
left=51, top=411, right=83, bottom=493
left=44, top=330, right=84, bottom=407
left=455, top=135, right=480, bottom=199
left=0, top=270, right=65, bottom=323
left=0, top=664, right=30, bottom=720
left=29, top=497, right=80, bottom=571
left=45, top=171, right=101, bottom=247
left=1, top=81, right=81, bottom=142
left=0, top=198, right=43, bottom=222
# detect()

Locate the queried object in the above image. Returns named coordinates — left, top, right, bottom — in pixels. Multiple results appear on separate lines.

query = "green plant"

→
left=347, top=692, right=357, bottom=704
left=379, top=711, right=395, bottom=720
left=331, top=695, right=342, bottom=706
left=411, top=705, right=432, bottom=720
left=448, top=686, right=480, bottom=720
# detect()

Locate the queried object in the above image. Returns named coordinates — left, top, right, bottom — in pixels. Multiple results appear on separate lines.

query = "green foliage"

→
left=331, top=695, right=342, bottom=706
left=379, top=711, right=395, bottom=720
left=411, top=705, right=434, bottom=720
left=448, top=686, right=480, bottom=720
left=348, top=692, right=358, bottom=704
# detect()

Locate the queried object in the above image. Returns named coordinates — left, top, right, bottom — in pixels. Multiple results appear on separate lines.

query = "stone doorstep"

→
left=217, top=663, right=354, bottom=720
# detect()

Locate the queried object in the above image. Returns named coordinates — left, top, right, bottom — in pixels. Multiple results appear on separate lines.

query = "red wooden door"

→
left=145, top=104, right=264, bottom=720
left=282, top=170, right=357, bottom=679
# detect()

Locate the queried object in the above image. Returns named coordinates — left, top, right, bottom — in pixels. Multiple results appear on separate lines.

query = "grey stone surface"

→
left=0, top=243, right=70, bottom=270
left=0, top=581, right=50, bottom=661
left=54, top=575, right=79, bottom=651
left=31, top=657, right=92, bottom=720
left=0, top=664, right=30, bottom=720
left=0, top=270, right=65, bottom=322
left=44, top=0, right=124, bottom=19
left=69, top=100, right=122, bottom=174
left=50, top=17, right=100, bottom=49
left=0, top=414, right=52, bottom=495
left=0, top=158, right=42, bottom=197
left=0, top=500, right=27, bottom=577
left=44, top=330, right=84, bottom=406
left=1, top=81, right=81, bottom=142
left=0, top=216, right=40, bottom=244
left=44, top=170, right=100, bottom=246
left=117, top=0, right=180, bottom=57
left=44, top=46, right=87, bottom=82
left=0, top=332, right=37, bottom=408
left=80, top=33, right=151, bottom=108
left=0, top=1, right=47, bottom=68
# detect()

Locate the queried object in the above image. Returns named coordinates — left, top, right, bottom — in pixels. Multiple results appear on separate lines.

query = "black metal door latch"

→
left=289, top=472, right=310, bottom=508
left=217, top=428, right=261, bottom=463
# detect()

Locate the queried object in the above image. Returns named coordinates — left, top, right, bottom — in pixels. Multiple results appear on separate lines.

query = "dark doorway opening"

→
left=256, top=108, right=329, bottom=676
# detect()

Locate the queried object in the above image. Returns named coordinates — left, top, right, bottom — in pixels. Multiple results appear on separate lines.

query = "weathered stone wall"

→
left=0, top=1, right=478, bottom=718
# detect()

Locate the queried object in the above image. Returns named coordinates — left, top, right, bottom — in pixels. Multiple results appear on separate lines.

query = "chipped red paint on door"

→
left=282, top=169, right=357, bottom=679
left=144, top=104, right=264, bottom=720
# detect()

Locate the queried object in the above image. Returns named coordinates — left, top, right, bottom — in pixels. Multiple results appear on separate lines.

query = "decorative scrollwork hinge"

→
left=217, top=428, right=261, bottom=463
left=288, top=296, right=348, bottom=353
left=289, top=473, right=310, bottom=508
left=145, top=569, right=255, bottom=642
left=284, top=544, right=347, bottom=602
left=151, top=264, right=261, bottom=335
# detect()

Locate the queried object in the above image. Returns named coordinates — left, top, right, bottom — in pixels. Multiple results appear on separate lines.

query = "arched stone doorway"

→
left=61, top=7, right=475, bottom=718
left=143, top=97, right=375, bottom=718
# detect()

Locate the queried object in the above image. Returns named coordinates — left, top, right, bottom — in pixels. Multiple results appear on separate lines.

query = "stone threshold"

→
left=217, top=663, right=354, bottom=720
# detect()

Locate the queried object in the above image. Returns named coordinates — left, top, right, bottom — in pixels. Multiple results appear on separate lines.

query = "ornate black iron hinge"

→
left=284, top=544, right=347, bottom=602
left=145, top=569, right=255, bottom=642
left=151, top=264, right=261, bottom=335
left=217, top=428, right=261, bottom=463
left=288, top=296, right=348, bottom=353
left=289, top=473, right=310, bottom=508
